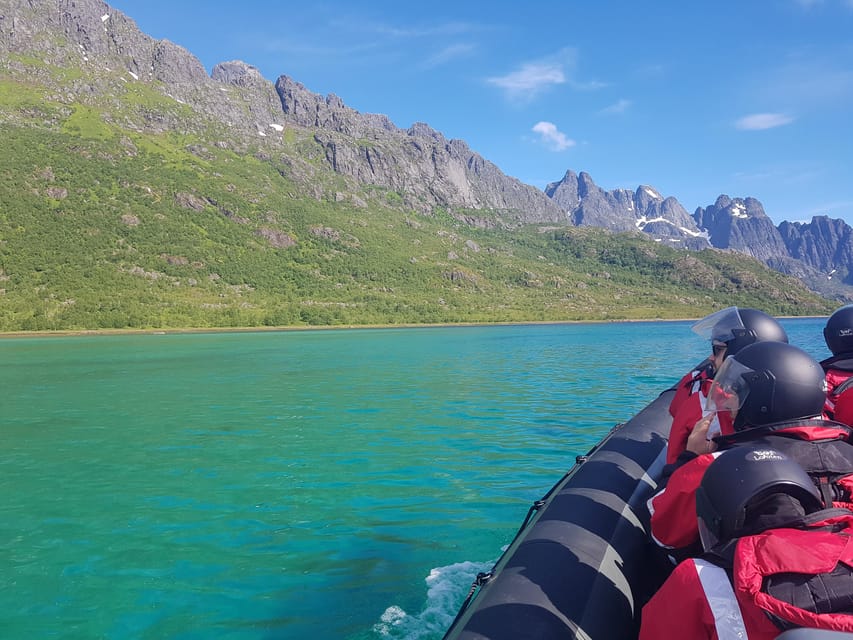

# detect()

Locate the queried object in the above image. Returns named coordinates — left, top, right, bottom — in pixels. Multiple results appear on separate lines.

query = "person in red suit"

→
left=640, top=446, right=853, bottom=639
left=666, top=307, right=788, bottom=465
left=650, top=341, right=853, bottom=558
left=822, top=304, right=853, bottom=425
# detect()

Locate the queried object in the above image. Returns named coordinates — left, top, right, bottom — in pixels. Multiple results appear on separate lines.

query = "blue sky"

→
left=105, top=0, right=853, bottom=226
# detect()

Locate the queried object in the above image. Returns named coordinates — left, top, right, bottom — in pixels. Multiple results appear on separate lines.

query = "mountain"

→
left=1, top=0, right=566, bottom=222
left=0, top=0, right=838, bottom=331
left=545, top=170, right=709, bottom=250
left=545, top=171, right=853, bottom=301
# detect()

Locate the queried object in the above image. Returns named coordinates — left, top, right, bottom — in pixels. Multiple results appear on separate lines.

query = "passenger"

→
left=649, top=341, right=853, bottom=557
left=836, top=391, right=853, bottom=428
left=822, top=304, right=853, bottom=423
left=640, top=446, right=853, bottom=639
left=666, top=307, right=788, bottom=464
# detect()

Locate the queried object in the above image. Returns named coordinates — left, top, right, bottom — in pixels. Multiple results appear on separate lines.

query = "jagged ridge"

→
left=546, top=170, right=853, bottom=300
left=1, top=0, right=850, bottom=304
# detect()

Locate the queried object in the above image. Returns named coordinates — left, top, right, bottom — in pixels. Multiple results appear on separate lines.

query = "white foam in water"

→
left=373, top=559, right=495, bottom=639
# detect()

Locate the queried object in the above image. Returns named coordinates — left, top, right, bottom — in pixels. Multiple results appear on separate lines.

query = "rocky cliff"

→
left=544, top=169, right=853, bottom=297
left=0, top=0, right=566, bottom=223
left=545, top=170, right=710, bottom=251
left=2, top=0, right=852, bottom=300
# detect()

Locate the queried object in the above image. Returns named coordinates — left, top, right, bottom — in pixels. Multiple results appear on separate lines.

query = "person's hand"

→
left=686, top=413, right=719, bottom=455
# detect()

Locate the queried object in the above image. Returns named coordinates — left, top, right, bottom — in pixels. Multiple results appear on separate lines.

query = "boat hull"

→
left=443, top=388, right=675, bottom=640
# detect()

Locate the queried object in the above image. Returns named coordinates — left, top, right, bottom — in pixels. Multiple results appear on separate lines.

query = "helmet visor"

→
left=696, top=487, right=721, bottom=552
left=705, top=357, right=753, bottom=414
left=692, top=307, right=745, bottom=343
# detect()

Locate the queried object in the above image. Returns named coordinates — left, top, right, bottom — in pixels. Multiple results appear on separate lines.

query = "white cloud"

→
left=600, top=99, right=632, bottom=115
left=531, top=121, right=575, bottom=151
left=422, top=43, right=475, bottom=69
left=734, top=113, right=795, bottom=130
left=487, top=63, right=566, bottom=98
left=258, top=15, right=488, bottom=62
left=487, top=47, right=604, bottom=102
left=362, top=20, right=484, bottom=39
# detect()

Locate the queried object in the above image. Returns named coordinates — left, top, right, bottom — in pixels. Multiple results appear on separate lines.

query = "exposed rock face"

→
left=2, top=0, right=852, bottom=297
left=275, top=76, right=396, bottom=137
left=209, top=61, right=288, bottom=134
left=693, top=196, right=790, bottom=263
left=274, top=76, right=566, bottom=219
left=546, top=171, right=853, bottom=294
left=0, top=0, right=206, bottom=83
left=1, top=0, right=565, bottom=223
left=779, top=216, right=853, bottom=280
left=545, top=170, right=709, bottom=249
left=210, top=60, right=264, bottom=88
left=637, top=191, right=708, bottom=250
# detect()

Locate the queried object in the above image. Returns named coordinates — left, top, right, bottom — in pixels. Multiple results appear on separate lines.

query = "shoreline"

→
left=0, top=315, right=825, bottom=339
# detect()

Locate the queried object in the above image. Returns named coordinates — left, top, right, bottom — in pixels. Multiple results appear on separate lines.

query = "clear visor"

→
left=696, top=487, right=721, bottom=552
left=691, top=307, right=745, bottom=343
left=705, top=357, right=753, bottom=414
left=697, top=512, right=720, bottom=552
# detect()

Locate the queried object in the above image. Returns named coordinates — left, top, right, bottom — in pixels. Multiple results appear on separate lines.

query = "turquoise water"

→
left=0, top=319, right=828, bottom=639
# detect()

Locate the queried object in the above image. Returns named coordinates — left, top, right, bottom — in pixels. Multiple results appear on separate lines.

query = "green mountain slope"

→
left=0, top=119, right=834, bottom=331
left=0, top=48, right=835, bottom=331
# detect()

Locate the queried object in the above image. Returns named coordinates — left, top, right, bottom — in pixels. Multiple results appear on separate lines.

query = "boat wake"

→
left=373, top=558, right=496, bottom=639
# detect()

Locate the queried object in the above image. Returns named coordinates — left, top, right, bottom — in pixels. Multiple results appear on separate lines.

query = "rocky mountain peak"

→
left=407, top=122, right=446, bottom=144
left=543, top=170, right=579, bottom=209
left=692, top=194, right=789, bottom=263
left=211, top=60, right=265, bottom=88
left=716, top=196, right=766, bottom=219
left=4, top=0, right=853, bottom=300
left=543, top=170, right=708, bottom=249
left=274, top=75, right=396, bottom=139
left=577, top=171, right=598, bottom=198
left=1, top=0, right=208, bottom=84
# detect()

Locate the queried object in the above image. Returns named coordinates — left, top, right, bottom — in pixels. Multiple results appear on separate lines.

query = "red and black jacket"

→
left=668, top=360, right=714, bottom=418
left=640, top=510, right=853, bottom=639
left=650, top=419, right=853, bottom=554
left=822, top=354, right=853, bottom=421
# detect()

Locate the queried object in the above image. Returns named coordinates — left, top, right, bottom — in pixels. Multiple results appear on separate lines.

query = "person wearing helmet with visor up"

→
left=640, top=446, right=853, bottom=639
left=650, top=341, right=853, bottom=559
left=665, top=307, right=788, bottom=465
left=822, top=304, right=853, bottom=426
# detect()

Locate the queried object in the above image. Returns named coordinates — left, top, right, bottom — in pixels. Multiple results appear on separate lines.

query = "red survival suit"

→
left=823, top=354, right=853, bottom=425
left=667, top=361, right=729, bottom=465
left=640, top=510, right=853, bottom=639
left=668, top=361, right=714, bottom=418
left=649, top=419, right=853, bottom=552
left=666, top=388, right=735, bottom=465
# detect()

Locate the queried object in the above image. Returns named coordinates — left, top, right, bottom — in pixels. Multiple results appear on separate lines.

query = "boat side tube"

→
left=443, top=388, right=675, bottom=640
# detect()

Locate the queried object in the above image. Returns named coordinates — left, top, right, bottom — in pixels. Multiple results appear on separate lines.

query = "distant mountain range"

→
left=546, top=171, right=853, bottom=300
left=0, top=0, right=850, bottom=312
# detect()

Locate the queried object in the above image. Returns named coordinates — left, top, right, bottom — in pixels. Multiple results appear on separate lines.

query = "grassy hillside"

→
left=0, top=75, right=836, bottom=332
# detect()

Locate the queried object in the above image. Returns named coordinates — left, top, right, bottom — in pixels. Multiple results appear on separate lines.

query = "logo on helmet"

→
left=748, top=449, right=786, bottom=461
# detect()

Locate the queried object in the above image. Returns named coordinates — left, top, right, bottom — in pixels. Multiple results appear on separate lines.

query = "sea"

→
left=0, top=318, right=829, bottom=639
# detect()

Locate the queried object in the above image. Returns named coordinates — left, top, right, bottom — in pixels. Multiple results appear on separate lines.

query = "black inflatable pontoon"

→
left=442, top=387, right=676, bottom=640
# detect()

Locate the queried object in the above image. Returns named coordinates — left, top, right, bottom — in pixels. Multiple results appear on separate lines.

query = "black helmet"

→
left=696, top=446, right=822, bottom=551
left=708, top=341, right=826, bottom=431
left=728, top=308, right=789, bottom=355
left=824, top=305, right=853, bottom=357
left=692, top=307, right=788, bottom=358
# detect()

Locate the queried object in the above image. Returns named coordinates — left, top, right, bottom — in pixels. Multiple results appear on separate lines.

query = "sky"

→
left=104, top=0, right=853, bottom=226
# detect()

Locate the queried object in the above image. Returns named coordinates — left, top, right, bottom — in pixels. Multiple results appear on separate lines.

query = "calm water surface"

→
left=0, top=319, right=827, bottom=639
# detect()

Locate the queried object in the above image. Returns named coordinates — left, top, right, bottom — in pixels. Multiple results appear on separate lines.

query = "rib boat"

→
left=440, top=380, right=853, bottom=640
left=441, top=386, right=676, bottom=640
